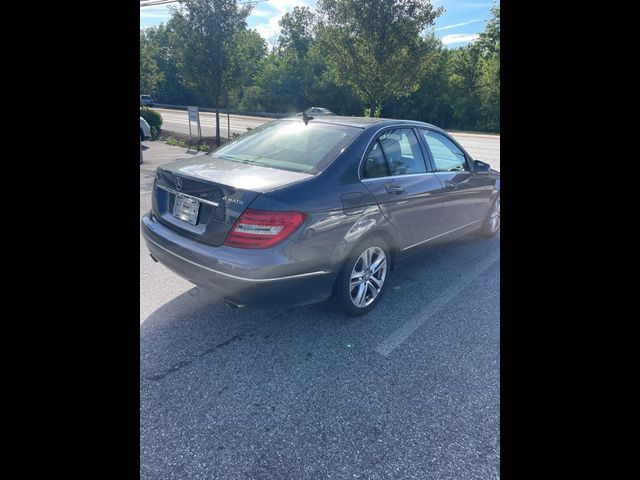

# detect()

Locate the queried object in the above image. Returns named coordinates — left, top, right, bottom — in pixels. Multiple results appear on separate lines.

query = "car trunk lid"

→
left=152, top=155, right=313, bottom=246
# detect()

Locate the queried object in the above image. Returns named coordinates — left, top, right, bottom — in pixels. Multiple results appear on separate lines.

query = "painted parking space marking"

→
left=375, top=249, right=500, bottom=356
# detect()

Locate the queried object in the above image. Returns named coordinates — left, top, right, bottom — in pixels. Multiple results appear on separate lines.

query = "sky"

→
left=140, top=0, right=498, bottom=48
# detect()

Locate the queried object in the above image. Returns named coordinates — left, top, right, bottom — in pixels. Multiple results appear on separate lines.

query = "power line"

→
left=140, top=1, right=176, bottom=7
left=141, top=0, right=269, bottom=7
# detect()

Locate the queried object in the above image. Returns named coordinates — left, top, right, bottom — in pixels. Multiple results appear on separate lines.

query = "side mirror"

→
left=474, top=160, right=490, bottom=173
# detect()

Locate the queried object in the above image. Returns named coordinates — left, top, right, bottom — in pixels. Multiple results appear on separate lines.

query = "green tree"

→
left=142, top=23, right=196, bottom=105
left=227, top=29, right=267, bottom=108
left=250, top=54, right=297, bottom=112
left=476, top=4, right=500, bottom=57
left=395, top=36, right=453, bottom=127
left=447, top=46, right=481, bottom=130
left=475, top=4, right=500, bottom=131
left=246, top=7, right=321, bottom=113
left=278, top=6, right=316, bottom=56
left=315, top=0, right=442, bottom=116
left=139, top=0, right=499, bottom=133
left=171, top=0, right=252, bottom=144
left=140, top=30, right=163, bottom=95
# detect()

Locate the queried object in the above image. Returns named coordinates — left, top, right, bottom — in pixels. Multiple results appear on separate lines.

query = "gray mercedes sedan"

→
left=141, top=116, right=500, bottom=315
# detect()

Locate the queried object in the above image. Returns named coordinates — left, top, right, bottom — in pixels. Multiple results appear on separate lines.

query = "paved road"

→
left=152, top=108, right=501, bottom=171
left=140, top=141, right=500, bottom=479
left=155, top=108, right=274, bottom=139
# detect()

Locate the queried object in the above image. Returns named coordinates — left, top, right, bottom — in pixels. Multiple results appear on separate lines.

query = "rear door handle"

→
left=385, top=183, right=404, bottom=194
left=445, top=180, right=457, bottom=189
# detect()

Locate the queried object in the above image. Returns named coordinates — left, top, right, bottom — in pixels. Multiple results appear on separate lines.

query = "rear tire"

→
left=479, top=195, right=500, bottom=237
left=333, top=236, right=391, bottom=316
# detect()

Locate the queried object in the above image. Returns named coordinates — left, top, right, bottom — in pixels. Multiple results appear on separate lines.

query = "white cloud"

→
left=251, top=9, right=273, bottom=18
left=140, top=12, right=171, bottom=19
left=140, top=4, right=172, bottom=21
left=251, top=0, right=314, bottom=45
left=441, top=33, right=480, bottom=45
left=461, top=2, right=494, bottom=7
left=140, top=1, right=316, bottom=40
left=436, top=18, right=484, bottom=31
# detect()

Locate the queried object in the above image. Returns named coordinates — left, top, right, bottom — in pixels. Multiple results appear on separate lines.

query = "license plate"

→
left=172, top=195, right=200, bottom=225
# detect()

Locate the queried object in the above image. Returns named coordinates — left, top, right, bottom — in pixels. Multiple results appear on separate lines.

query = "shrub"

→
left=165, top=136, right=187, bottom=148
left=140, top=108, right=162, bottom=140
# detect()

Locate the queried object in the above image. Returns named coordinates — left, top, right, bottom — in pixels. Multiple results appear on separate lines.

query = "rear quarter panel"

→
left=248, top=139, right=399, bottom=272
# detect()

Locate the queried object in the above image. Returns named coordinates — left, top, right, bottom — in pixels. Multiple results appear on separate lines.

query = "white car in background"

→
left=140, top=117, right=151, bottom=141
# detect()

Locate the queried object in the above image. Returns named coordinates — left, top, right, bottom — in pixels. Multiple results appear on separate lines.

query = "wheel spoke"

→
left=370, top=256, right=386, bottom=274
left=350, top=275, right=364, bottom=289
left=367, top=281, right=380, bottom=302
left=353, top=282, right=367, bottom=307
left=489, top=200, right=500, bottom=232
left=363, top=249, right=371, bottom=269
left=369, top=275, right=383, bottom=289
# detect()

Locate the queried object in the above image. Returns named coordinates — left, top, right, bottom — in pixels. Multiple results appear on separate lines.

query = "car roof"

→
left=280, top=115, right=444, bottom=131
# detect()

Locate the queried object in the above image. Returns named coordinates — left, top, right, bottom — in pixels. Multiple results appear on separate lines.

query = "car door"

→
left=418, top=129, right=492, bottom=233
left=360, top=128, right=446, bottom=250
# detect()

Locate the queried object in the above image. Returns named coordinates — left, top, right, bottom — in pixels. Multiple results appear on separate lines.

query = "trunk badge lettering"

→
left=223, top=196, right=244, bottom=206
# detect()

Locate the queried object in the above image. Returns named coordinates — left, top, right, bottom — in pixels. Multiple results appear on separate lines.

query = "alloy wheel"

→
left=349, top=247, right=387, bottom=308
left=490, top=197, right=500, bottom=233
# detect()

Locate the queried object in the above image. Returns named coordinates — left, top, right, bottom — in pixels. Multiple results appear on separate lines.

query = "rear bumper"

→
left=141, top=214, right=338, bottom=308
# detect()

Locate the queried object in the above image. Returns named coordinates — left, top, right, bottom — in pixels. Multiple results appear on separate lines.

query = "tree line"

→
left=140, top=0, right=500, bottom=132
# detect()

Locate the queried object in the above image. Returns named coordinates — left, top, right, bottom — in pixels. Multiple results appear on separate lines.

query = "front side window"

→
left=362, top=128, right=427, bottom=178
left=421, top=130, right=469, bottom=172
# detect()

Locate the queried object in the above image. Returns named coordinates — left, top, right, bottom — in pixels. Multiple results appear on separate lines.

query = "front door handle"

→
left=385, top=183, right=404, bottom=194
left=445, top=180, right=457, bottom=190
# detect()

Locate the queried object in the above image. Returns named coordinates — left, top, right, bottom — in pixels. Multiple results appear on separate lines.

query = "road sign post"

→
left=187, top=106, right=203, bottom=150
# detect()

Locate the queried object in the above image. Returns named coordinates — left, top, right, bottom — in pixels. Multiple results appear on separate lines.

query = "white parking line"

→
left=375, top=249, right=500, bottom=356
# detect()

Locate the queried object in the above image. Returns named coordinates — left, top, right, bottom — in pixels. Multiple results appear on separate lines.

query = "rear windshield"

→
left=211, top=120, right=361, bottom=173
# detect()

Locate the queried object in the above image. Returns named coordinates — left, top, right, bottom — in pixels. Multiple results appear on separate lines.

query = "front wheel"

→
left=479, top=195, right=500, bottom=237
left=333, top=237, right=390, bottom=316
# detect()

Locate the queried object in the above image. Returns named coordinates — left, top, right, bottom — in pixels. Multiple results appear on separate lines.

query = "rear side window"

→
left=362, top=141, right=389, bottom=178
left=421, top=130, right=469, bottom=172
left=362, top=128, right=427, bottom=178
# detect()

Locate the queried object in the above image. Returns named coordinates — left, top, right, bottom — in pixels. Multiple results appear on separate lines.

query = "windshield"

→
left=211, top=120, right=361, bottom=173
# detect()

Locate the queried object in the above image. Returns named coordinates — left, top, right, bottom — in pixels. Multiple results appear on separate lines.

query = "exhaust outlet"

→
left=223, top=299, right=246, bottom=309
left=149, top=253, right=158, bottom=263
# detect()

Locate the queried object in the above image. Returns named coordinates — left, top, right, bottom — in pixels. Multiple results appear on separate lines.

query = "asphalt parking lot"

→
left=140, top=141, right=500, bottom=479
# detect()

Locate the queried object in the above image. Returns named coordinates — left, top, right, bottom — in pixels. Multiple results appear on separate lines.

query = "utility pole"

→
left=215, top=107, right=220, bottom=146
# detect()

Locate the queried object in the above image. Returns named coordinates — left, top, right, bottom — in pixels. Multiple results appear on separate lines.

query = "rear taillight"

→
left=224, top=209, right=306, bottom=249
